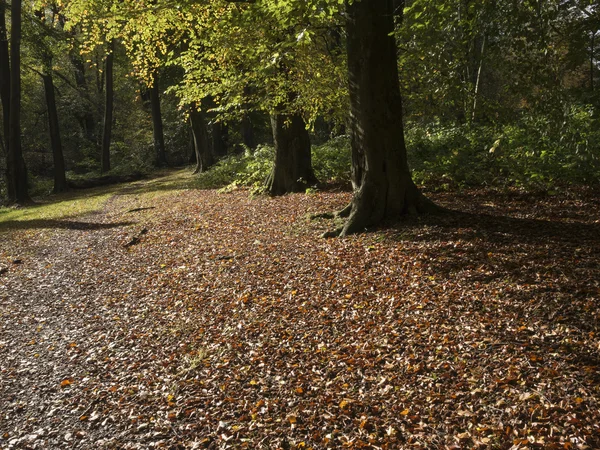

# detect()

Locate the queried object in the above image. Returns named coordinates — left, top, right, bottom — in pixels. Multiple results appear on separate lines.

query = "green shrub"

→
left=195, top=137, right=353, bottom=192
left=406, top=103, right=600, bottom=189
left=311, top=135, right=352, bottom=184
left=194, top=145, right=275, bottom=192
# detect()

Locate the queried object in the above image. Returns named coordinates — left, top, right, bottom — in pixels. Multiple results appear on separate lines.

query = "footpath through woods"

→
left=1, top=170, right=600, bottom=449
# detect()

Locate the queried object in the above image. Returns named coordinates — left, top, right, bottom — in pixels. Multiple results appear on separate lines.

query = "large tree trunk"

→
left=101, top=39, right=114, bottom=174
left=189, top=107, right=213, bottom=174
left=0, top=0, right=10, bottom=153
left=42, top=69, right=67, bottom=193
left=337, top=0, right=435, bottom=236
left=265, top=110, right=317, bottom=196
left=150, top=72, right=167, bottom=166
left=6, top=0, right=29, bottom=204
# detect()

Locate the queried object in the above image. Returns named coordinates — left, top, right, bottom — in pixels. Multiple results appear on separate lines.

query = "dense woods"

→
left=0, top=0, right=597, bottom=222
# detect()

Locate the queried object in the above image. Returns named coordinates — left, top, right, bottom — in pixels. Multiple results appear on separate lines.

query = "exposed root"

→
left=336, top=203, right=352, bottom=218
left=320, top=227, right=343, bottom=238
left=310, top=212, right=335, bottom=220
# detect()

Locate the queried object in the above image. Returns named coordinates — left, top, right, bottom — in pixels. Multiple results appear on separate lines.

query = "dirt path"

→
left=1, top=175, right=600, bottom=449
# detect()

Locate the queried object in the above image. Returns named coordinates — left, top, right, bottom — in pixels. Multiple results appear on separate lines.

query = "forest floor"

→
left=1, top=169, right=599, bottom=450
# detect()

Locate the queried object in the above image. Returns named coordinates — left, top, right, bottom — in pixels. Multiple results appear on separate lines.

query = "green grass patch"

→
left=0, top=189, right=113, bottom=230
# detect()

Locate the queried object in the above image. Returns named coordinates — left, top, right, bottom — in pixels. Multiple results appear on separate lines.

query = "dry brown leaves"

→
left=1, top=177, right=599, bottom=449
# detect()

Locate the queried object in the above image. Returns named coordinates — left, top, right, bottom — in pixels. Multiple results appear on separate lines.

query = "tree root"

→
left=336, top=202, right=352, bottom=218
left=320, top=227, right=343, bottom=238
left=310, top=202, right=352, bottom=221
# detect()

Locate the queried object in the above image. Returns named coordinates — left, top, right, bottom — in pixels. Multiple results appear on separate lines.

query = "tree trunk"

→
left=337, top=0, right=436, bottom=236
left=472, top=35, right=486, bottom=123
left=265, top=110, right=317, bottom=196
left=6, top=0, right=29, bottom=204
left=101, top=39, right=114, bottom=174
left=150, top=72, right=167, bottom=166
left=0, top=0, right=10, bottom=153
left=42, top=70, right=67, bottom=193
left=591, top=31, right=595, bottom=93
left=190, top=107, right=212, bottom=174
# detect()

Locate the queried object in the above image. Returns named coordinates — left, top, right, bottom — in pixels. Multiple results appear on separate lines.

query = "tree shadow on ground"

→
left=392, top=208, right=600, bottom=247
left=387, top=207, right=600, bottom=336
left=0, top=219, right=135, bottom=231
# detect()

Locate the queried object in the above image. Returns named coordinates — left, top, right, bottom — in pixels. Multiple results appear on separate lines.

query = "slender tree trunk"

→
left=265, top=109, right=317, bottom=196
left=42, top=68, right=67, bottom=193
left=150, top=72, right=167, bottom=166
left=101, top=40, right=114, bottom=174
left=0, top=0, right=10, bottom=153
left=189, top=107, right=212, bottom=174
left=472, top=35, right=486, bottom=123
left=335, top=0, right=436, bottom=236
left=7, top=0, right=29, bottom=204
left=591, top=32, right=595, bottom=93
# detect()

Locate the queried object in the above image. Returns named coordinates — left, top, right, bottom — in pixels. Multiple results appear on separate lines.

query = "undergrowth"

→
left=192, top=105, right=599, bottom=194
left=407, top=104, right=600, bottom=191
left=194, top=137, right=352, bottom=192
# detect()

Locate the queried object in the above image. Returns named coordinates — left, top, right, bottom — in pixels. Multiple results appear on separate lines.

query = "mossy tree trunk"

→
left=265, top=110, right=317, bottom=196
left=337, top=0, right=436, bottom=236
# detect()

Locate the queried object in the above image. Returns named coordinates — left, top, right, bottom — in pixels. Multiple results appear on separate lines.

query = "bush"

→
left=195, top=137, right=353, bottom=192
left=194, top=145, right=275, bottom=192
left=312, top=135, right=352, bottom=184
left=405, top=103, right=600, bottom=190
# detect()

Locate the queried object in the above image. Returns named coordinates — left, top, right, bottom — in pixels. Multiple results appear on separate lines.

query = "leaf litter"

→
left=1, top=174, right=599, bottom=449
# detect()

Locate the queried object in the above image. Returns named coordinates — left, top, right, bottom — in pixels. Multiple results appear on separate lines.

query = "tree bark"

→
left=337, top=0, right=436, bottom=236
left=265, top=110, right=317, bottom=196
left=42, top=69, right=67, bottom=193
left=101, top=40, right=114, bottom=174
left=0, top=0, right=10, bottom=153
left=150, top=72, right=167, bottom=166
left=189, top=107, right=213, bottom=174
left=6, top=0, right=29, bottom=204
